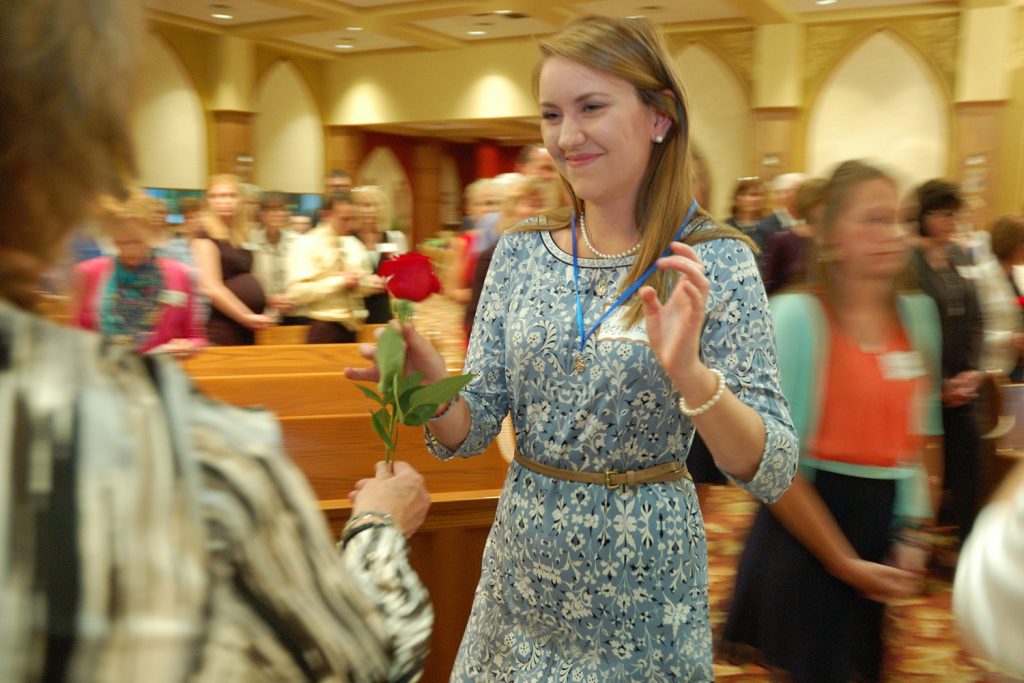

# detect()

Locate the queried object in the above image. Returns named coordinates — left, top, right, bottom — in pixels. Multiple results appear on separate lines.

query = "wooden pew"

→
left=194, top=372, right=365, bottom=418
left=182, top=342, right=504, bottom=682
left=988, top=383, right=1024, bottom=501
left=183, top=343, right=364, bottom=377
left=279, top=415, right=509, bottom=499
left=255, top=323, right=390, bottom=347
left=256, top=325, right=310, bottom=345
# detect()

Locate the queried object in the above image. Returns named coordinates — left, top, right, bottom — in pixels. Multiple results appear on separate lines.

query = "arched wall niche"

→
left=133, top=31, right=208, bottom=189
left=674, top=42, right=755, bottom=219
left=254, top=59, right=325, bottom=194
left=806, top=29, right=951, bottom=190
left=358, top=147, right=413, bottom=234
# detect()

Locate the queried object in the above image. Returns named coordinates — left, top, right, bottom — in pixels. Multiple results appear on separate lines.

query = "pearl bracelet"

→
left=679, top=368, right=726, bottom=417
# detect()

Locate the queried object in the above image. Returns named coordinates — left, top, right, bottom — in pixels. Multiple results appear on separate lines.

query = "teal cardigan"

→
left=771, top=292, right=943, bottom=519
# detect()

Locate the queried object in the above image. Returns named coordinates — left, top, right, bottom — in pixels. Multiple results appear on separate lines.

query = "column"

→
left=326, top=126, right=367, bottom=178
left=954, top=3, right=1017, bottom=221
left=208, top=36, right=256, bottom=180
left=473, top=142, right=503, bottom=180
left=412, top=139, right=443, bottom=246
left=752, top=23, right=805, bottom=181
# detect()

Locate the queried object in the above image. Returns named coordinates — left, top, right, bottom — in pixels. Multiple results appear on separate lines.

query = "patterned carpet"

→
left=701, top=485, right=986, bottom=682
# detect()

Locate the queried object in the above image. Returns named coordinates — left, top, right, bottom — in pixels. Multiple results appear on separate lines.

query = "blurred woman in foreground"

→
left=0, top=0, right=432, bottom=679
left=723, top=161, right=943, bottom=683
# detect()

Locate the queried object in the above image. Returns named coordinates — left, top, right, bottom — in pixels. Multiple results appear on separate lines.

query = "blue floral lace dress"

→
left=427, top=220, right=798, bottom=682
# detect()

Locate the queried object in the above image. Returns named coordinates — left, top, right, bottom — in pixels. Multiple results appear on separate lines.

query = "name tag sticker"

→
left=157, top=289, right=187, bottom=307
left=595, top=304, right=649, bottom=344
left=878, top=351, right=926, bottom=381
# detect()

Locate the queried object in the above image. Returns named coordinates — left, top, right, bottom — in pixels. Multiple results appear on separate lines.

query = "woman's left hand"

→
left=639, top=241, right=709, bottom=386
left=165, top=338, right=198, bottom=359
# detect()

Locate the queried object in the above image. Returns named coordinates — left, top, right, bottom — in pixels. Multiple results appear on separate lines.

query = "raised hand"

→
left=343, top=321, right=448, bottom=386
left=639, top=241, right=710, bottom=386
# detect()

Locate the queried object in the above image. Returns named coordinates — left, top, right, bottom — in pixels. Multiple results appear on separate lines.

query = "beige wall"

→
left=325, top=41, right=539, bottom=126
left=254, top=61, right=325, bottom=194
left=806, top=31, right=949, bottom=191
left=133, top=32, right=208, bottom=189
left=140, top=11, right=1024, bottom=217
left=676, top=43, right=755, bottom=219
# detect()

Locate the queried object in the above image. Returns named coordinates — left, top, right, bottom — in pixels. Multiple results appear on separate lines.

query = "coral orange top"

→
left=809, top=315, right=927, bottom=468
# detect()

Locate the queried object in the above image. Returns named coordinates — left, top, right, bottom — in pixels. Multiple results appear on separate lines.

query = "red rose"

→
left=379, top=252, right=441, bottom=302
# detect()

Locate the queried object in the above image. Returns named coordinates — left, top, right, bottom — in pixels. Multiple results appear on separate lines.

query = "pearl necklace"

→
left=579, top=214, right=641, bottom=259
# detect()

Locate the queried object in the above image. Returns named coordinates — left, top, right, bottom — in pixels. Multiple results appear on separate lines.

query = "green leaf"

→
left=355, top=384, right=385, bottom=406
left=393, top=374, right=404, bottom=423
left=408, top=373, right=475, bottom=411
left=370, top=408, right=394, bottom=450
left=375, top=327, right=406, bottom=401
left=403, top=404, right=437, bottom=427
left=395, top=371, right=424, bottom=413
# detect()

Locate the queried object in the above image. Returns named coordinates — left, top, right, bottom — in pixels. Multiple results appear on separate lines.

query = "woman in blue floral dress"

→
left=349, top=15, right=798, bottom=681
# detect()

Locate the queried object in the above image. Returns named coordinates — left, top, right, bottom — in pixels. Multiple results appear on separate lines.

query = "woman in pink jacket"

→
left=75, top=193, right=205, bottom=357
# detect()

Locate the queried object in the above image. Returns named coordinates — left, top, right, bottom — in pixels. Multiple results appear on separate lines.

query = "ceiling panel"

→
left=285, top=28, right=414, bottom=53
left=338, top=0, right=422, bottom=7
left=783, top=0, right=949, bottom=12
left=576, top=0, right=744, bottom=23
left=146, top=0, right=964, bottom=54
left=146, top=0, right=299, bottom=25
left=411, top=12, right=560, bottom=42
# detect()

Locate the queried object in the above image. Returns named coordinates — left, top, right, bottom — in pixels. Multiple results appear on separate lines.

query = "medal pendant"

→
left=573, top=355, right=586, bottom=373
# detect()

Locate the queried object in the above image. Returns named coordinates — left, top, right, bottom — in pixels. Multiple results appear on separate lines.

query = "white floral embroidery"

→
left=427, top=224, right=798, bottom=681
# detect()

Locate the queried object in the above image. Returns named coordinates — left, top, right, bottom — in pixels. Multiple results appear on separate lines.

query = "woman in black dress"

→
left=910, top=179, right=985, bottom=542
left=193, top=174, right=275, bottom=345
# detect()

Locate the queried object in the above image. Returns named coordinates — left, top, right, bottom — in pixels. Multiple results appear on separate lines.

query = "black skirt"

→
left=721, top=470, right=896, bottom=683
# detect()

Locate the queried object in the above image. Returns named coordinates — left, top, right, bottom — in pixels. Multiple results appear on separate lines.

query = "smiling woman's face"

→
left=538, top=56, right=660, bottom=209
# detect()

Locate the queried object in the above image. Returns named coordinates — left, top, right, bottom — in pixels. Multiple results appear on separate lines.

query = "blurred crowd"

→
left=53, top=140, right=1024, bottom=582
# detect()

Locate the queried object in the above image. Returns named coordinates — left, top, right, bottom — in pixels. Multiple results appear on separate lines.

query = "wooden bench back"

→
left=280, top=414, right=508, bottom=499
left=193, top=372, right=370, bottom=417
left=183, top=343, right=365, bottom=377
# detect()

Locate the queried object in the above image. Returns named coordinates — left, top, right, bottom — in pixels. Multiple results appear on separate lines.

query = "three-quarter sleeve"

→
left=188, top=390, right=431, bottom=682
left=425, top=236, right=514, bottom=460
left=695, top=237, right=799, bottom=503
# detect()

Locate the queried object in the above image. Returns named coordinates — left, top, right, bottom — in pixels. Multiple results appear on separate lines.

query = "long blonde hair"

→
left=203, top=173, right=248, bottom=246
left=814, top=160, right=902, bottom=310
left=0, top=0, right=138, bottom=308
left=528, top=16, right=745, bottom=323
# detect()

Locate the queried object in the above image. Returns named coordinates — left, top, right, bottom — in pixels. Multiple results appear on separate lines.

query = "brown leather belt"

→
left=514, top=450, right=692, bottom=489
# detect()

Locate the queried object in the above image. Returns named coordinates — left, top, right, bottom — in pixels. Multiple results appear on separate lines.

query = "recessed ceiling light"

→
left=815, top=0, right=837, bottom=4
left=494, top=9, right=512, bottom=13
left=467, top=30, right=487, bottom=35
left=211, top=3, right=232, bottom=19
left=347, top=26, right=363, bottom=31
left=334, top=44, right=354, bottom=49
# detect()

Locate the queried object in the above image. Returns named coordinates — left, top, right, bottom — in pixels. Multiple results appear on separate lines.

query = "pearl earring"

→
left=654, top=135, right=664, bottom=144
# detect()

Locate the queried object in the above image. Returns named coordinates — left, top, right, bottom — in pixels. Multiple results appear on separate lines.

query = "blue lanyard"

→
left=571, top=199, right=699, bottom=353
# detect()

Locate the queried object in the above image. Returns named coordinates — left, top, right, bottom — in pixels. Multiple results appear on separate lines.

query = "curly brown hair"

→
left=0, top=0, right=138, bottom=308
